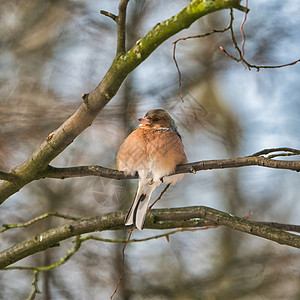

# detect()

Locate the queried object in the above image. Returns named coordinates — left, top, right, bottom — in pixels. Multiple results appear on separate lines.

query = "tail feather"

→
left=125, top=180, right=157, bottom=230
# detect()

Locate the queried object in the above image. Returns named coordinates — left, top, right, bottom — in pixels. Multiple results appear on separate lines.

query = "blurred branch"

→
left=0, top=0, right=244, bottom=205
left=251, top=147, right=300, bottom=157
left=0, top=206, right=299, bottom=269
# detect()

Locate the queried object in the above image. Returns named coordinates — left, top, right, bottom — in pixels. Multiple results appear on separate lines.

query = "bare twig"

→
left=233, top=3, right=249, bottom=13
left=148, top=183, right=171, bottom=210
left=117, top=0, right=130, bottom=55
left=227, top=8, right=248, bottom=68
left=80, top=229, right=180, bottom=244
left=251, top=147, right=300, bottom=157
left=172, top=42, right=184, bottom=102
left=5, top=235, right=83, bottom=299
left=27, top=270, right=40, bottom=300
left=172, top=9, right=234, bottom=102
left=219, top=3, right=300, bottom=70
left=220, top=46, right=300, bottom=71
left=100, top=0, right=129, bottom=55
left=110, top=228, right=134, bottom=300
left=81, top=226, right=220, bottom=245
left=1, top=212, right=80, bottom=233
left=240, top=0, right=248, bottom=57
left=100, top=10, right=118, bottom=22
left=5, top=235, right=82, bottom=271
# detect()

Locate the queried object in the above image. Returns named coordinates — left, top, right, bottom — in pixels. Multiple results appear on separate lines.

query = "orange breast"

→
left=117, top=127, right=187, bottom=177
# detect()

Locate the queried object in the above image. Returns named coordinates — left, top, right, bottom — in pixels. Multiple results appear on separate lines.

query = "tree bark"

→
left=0, top=206, right=299, bottom=269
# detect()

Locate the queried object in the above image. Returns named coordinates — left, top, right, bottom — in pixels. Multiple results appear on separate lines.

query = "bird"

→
left=117, top=109, right=188, bottom=230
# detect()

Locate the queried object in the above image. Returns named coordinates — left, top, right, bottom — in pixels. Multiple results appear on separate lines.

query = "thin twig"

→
left=172, top=9, right=234, bottom=102
left=240, top=0, right=248, bottom=57
left=220, top=45, right=300, bottom=70
left=148, top=183, right=171, bottom=210
left=80, top=229, right=181, bottom=244
left=228, top=8, right=248, bottom=68
left=100, top=10, right=118, bottom=22
left=27, top=270, right=40, bottom=300
left=219, top=3, right=300, bottom=70
left=110, top=228, right=134, bottom=299
left=172, top=42, right=184, bottom=102
left=1, top=212, right=80, bottom=233
left=267, top=153, right=299, bottom=159
left=5, top=236, right=82, bottom=272
left=251, top=147, right=300, bottom=157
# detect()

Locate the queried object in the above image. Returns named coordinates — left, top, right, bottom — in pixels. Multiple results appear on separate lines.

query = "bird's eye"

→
left=153, top=118, right=160, bottom=122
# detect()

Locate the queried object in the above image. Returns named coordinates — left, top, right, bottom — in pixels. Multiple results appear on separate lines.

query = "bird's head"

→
left=138, top=109, right=178, bottom=133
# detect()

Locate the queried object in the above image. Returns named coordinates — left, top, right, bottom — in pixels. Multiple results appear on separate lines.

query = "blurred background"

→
left=0, top=0, right=299, bottom=299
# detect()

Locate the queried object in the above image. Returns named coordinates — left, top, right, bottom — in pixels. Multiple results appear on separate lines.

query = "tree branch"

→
left=117, top=0, right=129, bottom=55
left=100, top=0, right=130, bottom=55
left=251, top=147, right=300, bottom=157
left=100, top=10, right=118, bottom=22
left=0, top=0, right=244, bottom=205
left=0, top=171, right=19, bottom=183
left=3, top=148, right=298, bottom=183
left=172, top=8, right=234, bottom=102
left=0, top=212, right=80, bottom=233
left=39, top=151, right=300, bottom=181
left=219, top=2, right=300, bottom=70
left=0, top=206, right=299, bottom=269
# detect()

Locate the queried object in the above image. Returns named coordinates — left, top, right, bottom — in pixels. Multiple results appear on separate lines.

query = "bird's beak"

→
left=138, top=117, right=151, bottom=125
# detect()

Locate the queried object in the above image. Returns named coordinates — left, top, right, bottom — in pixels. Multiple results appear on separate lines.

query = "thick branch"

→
left=0, top=0, right=243, bottom=204
left=0, top=171, right=19, bottom=183
left=0, top=206, right=299, bottom=269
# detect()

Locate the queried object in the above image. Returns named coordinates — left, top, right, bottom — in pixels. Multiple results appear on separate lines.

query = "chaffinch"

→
left=117, top=109, right=187, bottom=230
